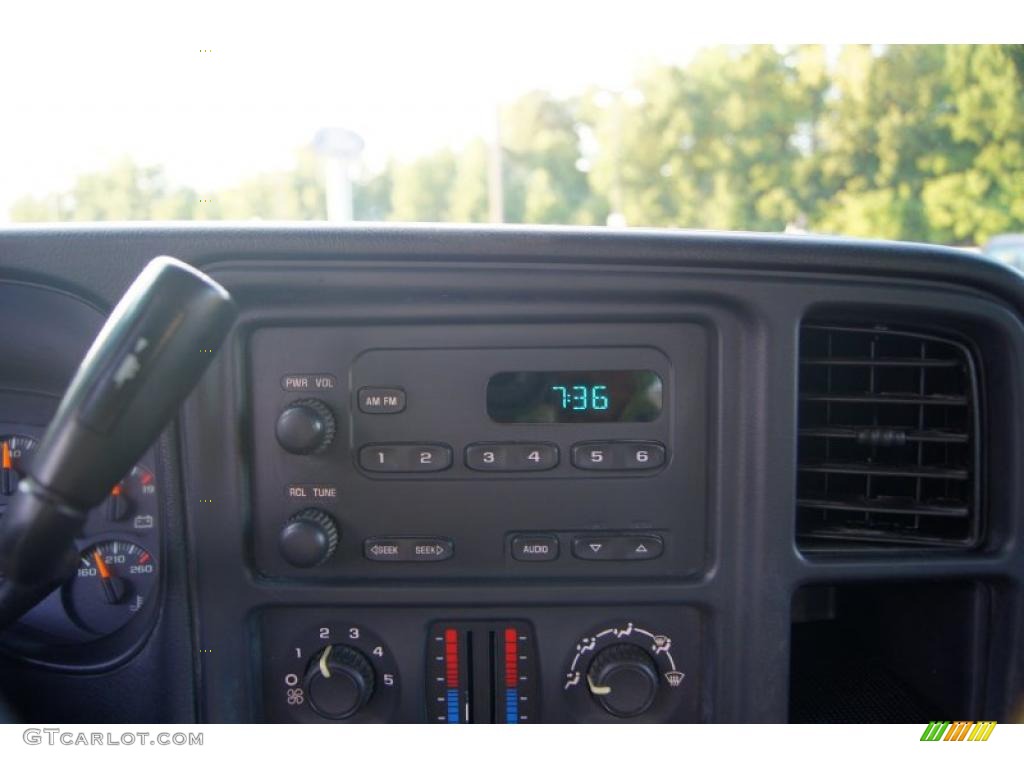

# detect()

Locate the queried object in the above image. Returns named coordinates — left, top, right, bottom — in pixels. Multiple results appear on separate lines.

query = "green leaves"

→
left=9, top=46, right=1023, bottom=246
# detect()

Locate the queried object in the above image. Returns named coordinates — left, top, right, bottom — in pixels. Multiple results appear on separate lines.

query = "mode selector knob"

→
left=279, top=508, right=339, bottom=567
left=276, top=398, right=336, bottom=455
left=586, top=643, right=660, bottom=718
left=305, top=644, right=376, bottom=720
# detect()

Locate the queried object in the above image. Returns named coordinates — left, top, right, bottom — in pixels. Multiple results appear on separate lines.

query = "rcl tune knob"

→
left=275, top=399, right=336, bottom=455
left=304, top=644, right=376, bottom=720
left=586, top=643, right=660, bottom=718
left=279, top=508, right=338, bottom=567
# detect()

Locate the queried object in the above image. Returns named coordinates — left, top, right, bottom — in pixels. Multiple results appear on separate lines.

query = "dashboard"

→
left=0, top=224, right=1022, bottom=723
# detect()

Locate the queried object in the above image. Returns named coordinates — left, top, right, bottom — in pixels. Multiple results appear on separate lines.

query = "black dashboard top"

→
left=1, top=223, right=1021, bottom=310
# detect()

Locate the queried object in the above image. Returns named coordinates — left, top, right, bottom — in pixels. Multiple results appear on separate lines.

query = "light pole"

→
left=488, top=104, right=504, bottom=223
left=595, top=88, right=644, bottom=228
left=313, top=127, right=365, bottom=222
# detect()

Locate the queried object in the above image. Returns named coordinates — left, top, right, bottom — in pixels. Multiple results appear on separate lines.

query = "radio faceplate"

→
left=248, top=323, right=708, bottom=580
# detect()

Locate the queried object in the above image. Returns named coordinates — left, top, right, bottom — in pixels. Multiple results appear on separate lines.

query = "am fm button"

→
left=358, top=387, right=406, bottom=414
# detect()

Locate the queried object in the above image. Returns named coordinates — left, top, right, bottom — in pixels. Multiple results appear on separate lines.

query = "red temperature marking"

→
left=138, top=552, right=151, bottom=565
left=445, top=628, right=459, bottom=688
left=504, top=627, right=518, bottom=688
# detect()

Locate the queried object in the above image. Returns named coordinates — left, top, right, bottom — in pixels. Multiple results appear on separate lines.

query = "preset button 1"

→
left=359, top=444, right=453, bottom=472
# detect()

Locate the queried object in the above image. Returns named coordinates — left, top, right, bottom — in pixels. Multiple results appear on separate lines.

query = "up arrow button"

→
left=623, top=535, right=664, bottom=561
left=572, top=534, right=664, bottom=561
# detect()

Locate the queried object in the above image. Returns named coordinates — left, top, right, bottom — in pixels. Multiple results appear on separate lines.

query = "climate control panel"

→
left=248, top=322, right=709, bottom=581
left=562, top=621, right=687, bottom=721
left=425, top=621, right=540, bottom=723
left=259, top=605, right=701, bottom=723
left=263, top=617, right=402, bottom=723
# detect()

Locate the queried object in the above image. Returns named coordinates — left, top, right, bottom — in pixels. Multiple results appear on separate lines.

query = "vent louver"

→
left=797, top=324, right=980, bottom=549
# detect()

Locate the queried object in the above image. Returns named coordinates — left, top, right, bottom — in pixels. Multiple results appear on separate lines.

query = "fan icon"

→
left=664, top=671, right=685, bottom=688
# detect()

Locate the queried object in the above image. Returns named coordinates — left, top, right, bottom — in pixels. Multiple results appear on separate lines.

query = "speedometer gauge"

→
left=63, top=541, right=158, bottom=635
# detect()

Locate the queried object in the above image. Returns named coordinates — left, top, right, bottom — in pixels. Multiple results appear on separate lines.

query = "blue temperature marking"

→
left=447, top=689, right=460, bottom=723
left=505, top=689, right=519, bottom=723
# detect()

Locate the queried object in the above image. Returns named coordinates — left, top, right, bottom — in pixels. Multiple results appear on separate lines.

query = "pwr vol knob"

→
left=276, top=398, right=336, bottom=454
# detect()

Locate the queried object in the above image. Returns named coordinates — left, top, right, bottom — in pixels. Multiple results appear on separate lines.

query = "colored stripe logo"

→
left=920, top=721, right=997, bottom=741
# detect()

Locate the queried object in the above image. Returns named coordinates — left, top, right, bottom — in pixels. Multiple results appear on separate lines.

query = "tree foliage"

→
left=10, top=45, right=1023, bottom=246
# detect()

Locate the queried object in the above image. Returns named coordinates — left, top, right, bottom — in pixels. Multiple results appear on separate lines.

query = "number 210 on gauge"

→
left=551, top=384, right=609, bottom=412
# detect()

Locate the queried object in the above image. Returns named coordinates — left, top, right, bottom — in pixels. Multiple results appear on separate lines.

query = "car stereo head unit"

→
left=247, top=322, right=709, bottom=582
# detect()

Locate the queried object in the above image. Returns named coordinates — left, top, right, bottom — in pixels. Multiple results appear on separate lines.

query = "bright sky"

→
left=1, top=0, right=1016, bottom=221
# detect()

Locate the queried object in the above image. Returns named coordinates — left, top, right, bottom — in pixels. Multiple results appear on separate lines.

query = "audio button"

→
left=510, top=534, right=560, bottom=561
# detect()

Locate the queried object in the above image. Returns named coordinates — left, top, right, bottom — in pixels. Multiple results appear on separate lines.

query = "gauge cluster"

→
left=0, top=423, right=161, bottom=667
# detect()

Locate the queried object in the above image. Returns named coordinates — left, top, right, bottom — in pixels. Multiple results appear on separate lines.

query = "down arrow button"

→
left=572, top=534, right=664, bottom=561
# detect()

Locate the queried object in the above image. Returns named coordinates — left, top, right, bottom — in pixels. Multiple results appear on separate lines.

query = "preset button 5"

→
left=571, top=441, right=666, bottom=471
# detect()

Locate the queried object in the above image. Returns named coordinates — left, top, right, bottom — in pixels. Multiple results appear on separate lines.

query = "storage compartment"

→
left=789, top=581, right=991, bottom=723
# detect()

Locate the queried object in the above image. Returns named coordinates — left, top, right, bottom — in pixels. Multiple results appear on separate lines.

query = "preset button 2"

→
left=359, top=444, right=453, bottom=472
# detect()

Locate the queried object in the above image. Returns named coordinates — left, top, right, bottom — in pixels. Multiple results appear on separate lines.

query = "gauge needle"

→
left=92, top=549, right=111, bottom=578
left=93, top=549, right=126, bottom=605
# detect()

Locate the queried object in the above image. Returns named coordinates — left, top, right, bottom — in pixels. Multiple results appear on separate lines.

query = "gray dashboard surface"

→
left=0, top=224, right=1022, bottom=723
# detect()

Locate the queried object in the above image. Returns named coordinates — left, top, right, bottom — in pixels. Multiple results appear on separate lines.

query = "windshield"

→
left=3, top=8, right=1022, bottom=250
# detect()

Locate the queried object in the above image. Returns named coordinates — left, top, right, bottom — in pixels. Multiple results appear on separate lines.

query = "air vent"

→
left=797, top=324, right=980, bottom=549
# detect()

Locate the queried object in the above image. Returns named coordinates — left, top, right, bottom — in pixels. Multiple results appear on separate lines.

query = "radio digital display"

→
left=487, top=370, right=663, bottom=423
